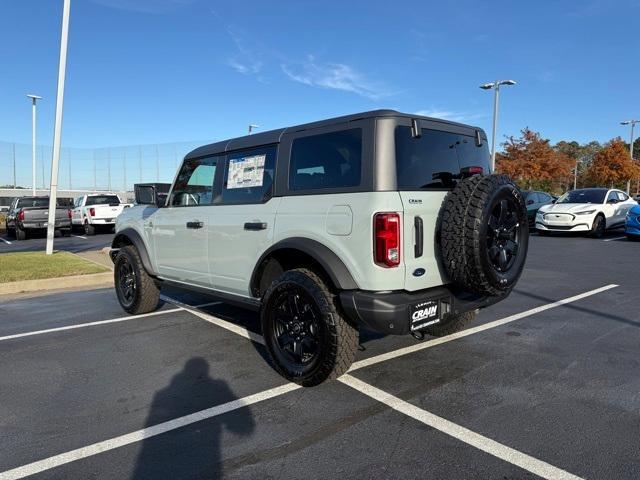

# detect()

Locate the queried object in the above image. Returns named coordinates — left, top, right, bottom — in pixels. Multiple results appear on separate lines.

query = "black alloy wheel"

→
left=116, top=255, right=137, bottom=308
left=487, top=198, right=522, bottom=273
left=269, top=286, right=323, bottom=369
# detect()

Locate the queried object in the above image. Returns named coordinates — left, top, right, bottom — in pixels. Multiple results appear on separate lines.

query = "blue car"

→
left=626, top=204, right=640, bottom=239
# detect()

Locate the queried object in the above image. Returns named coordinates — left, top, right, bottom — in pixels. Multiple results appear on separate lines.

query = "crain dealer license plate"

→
left=410, top=300, right=441, bottom=331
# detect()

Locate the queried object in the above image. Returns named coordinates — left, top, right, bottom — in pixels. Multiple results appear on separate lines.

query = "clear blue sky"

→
left=1, top=0, right=639, bottom=150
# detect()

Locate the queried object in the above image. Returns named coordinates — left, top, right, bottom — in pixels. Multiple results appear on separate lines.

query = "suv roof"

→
left=186, top=109, right=482, bottom=160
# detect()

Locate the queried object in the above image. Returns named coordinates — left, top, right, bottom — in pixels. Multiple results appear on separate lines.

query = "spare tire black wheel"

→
left=439, top=174, right=529, bottom=297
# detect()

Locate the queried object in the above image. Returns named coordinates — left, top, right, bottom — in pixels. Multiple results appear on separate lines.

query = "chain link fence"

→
left=0, top=140, right=206, bottom=192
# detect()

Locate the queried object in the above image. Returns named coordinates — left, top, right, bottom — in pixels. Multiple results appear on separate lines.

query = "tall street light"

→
left=45, top=0, right=71, bottom=256
left=480, top=80, right=516, bottom=172
left=26, top=94, right=43, bottom=195
left=620, top=119, right=638, bottom=195
left=248, top=124, right=259, bottom=135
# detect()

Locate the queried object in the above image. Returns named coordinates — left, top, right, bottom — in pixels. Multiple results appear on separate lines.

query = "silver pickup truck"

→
left=5, top=197, right=72, bottom=240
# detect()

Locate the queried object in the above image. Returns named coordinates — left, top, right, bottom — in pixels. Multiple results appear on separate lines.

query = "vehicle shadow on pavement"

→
left=131, top=357, right=256, bottom=479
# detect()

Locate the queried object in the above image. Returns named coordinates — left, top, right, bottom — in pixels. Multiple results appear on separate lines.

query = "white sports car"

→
left=536, top=188, right=637, bottom=238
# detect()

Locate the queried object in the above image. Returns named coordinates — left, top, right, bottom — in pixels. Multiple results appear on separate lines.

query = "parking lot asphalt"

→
left=0, top=231, right=114, bottom=254
left=0, top=231, right=638, bottom=480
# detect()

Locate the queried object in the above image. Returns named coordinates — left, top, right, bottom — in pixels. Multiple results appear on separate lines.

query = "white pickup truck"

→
left=71, top=193, right=127, bottom=235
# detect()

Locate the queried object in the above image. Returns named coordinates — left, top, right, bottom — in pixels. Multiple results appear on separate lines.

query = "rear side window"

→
left=289, top=129, right=362, bottom=191
left=171, top=156, right=218, bottom=206
left=395, top=127, right=490, bottom=190
left=220, top=145, right=276, bottom=204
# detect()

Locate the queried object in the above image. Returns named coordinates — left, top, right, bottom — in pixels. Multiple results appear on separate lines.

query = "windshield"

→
left=85, top=195, right=121, bottom=206
left=556, top=189, right=606, bottom=204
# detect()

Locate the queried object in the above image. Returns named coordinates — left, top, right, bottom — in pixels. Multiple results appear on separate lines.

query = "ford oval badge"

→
left=413, top=268, right=426, bottom=277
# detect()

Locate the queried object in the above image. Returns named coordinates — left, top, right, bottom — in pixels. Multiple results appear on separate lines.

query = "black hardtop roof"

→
left=185, top=109, right=484, bottom=159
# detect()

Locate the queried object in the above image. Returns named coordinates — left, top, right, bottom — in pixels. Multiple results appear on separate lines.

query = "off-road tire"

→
left=114, top=245, right=161, bottom=315
left=424, top=311, right=476, bottom=337
left=261, top=268, right=358, bottom=387
left=16, top=228, right=26, bottom=241
left=589, top=214, right=605, bottom=238
left=84, top=221, right=95, bottom=236
left=439, top=174, right=529, bottom=296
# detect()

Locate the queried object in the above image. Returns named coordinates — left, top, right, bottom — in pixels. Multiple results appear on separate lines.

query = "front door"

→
left=152, top=155, right=218, bottom=287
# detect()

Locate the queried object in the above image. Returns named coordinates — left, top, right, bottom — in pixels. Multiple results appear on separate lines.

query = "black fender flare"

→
left=250, top=237, right=359, bottom=293
left=111, top=228, right=157, bottom=276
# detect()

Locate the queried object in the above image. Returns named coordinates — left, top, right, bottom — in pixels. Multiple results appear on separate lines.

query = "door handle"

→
left=244, top=222, right=267, bottom=231
left=414, top=216, right=423, bottom=258
left=186, top=221, right=204, bottom=229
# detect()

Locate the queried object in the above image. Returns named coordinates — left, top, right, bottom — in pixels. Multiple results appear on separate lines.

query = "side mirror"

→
left=607, top=198, right=619, bottom=204
left=135, top=185, right=166, bottom=207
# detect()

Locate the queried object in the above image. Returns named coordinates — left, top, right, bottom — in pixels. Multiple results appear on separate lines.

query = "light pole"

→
left=27, top=94, right=43, bottom=195
left=45, top=0, right=71, bottom=256
left=248, top=124, right=259, bottom=135
left=573, top=158, right=582, bottom=190
left=479, top=80, right=516, bottom=172
left=620, top=119, right=638, bottom=195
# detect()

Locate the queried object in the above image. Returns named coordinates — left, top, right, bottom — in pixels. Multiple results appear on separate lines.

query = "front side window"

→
left=171, top=156, right=218, bottom=206
left=289, top=129, right=362, bottom=191
left=220, top=146, right=276, bottom=204
left=395, top=127, right=490, bottom=190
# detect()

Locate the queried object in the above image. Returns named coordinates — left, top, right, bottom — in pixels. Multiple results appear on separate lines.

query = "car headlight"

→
left=575, top=210, right=595, bottom=215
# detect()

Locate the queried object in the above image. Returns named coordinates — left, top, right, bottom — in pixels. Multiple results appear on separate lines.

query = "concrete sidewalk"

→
left=75, top=247, right=114, bottom=270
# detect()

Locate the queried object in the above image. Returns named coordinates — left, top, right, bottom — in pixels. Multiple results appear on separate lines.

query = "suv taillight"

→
left=89, top=208, right=95, bottom=216
left=18, top=210, right=25, bottom=222
left=374, top=213, right=401, bottom=268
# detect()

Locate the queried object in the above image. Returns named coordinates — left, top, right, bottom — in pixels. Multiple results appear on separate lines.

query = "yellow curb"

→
left=0, top=272, right=113, bottom=296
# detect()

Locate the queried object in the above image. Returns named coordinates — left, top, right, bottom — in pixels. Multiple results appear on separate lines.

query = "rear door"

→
left=615, top=191, right=634, bottom=224
left=206, top=145, right=279, bottom=297
left=71, top=197, right=83, bottom=225
left=394, top=121, right=491, bottom=291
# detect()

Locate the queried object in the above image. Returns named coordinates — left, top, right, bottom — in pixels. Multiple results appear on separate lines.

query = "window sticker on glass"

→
left=227, top=154, right=266, bottom=189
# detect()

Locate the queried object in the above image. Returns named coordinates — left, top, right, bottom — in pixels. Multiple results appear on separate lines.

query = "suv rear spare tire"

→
left=261, top=268, right=358, bottom=387
left=439, top=174, right=528, bottom=296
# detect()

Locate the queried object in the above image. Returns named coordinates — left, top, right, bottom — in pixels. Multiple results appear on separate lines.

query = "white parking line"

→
left=0, top=383, right=301, bottom=480
left=338, top=374, right=583, bottom=480
left=0, top=299, right=221, bottom=343
left=0, top=237, right=12, bottom=245
left=349, top=284, right=618, bottom=371
left=71, top=235, right=87, bottom=239
left=0, top=284, right=616, bottom=479
left=603, top=236, right=626, bottom=242
left=182, top=306, right=265, bottom=344
left=0, top=308, right=182, bottom=342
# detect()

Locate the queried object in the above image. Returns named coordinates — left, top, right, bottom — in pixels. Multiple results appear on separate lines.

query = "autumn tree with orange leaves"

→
left=584, top=138, right=640, bottom=189
left=496, top=128, right=574, bottom=193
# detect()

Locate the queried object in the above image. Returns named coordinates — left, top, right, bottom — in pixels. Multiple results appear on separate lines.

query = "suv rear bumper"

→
left=339, top=286, right=507, bottom=335
left=19, top=220, right=71, bottom=230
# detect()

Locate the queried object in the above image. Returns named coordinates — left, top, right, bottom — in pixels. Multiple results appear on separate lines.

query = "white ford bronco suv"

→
left=111, top=110, right=528, bottom=386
